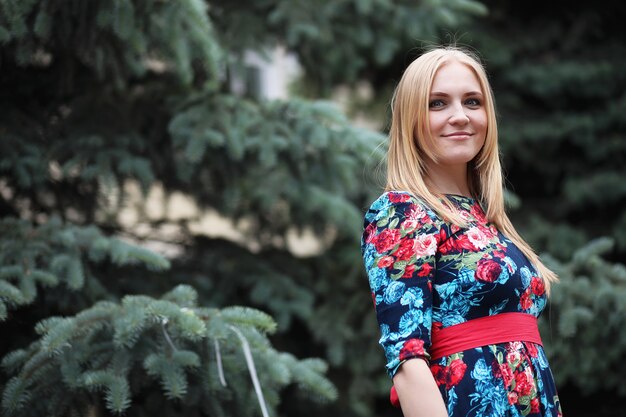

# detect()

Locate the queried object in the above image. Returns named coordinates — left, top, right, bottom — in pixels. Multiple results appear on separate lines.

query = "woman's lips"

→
left=443, top=132, right=473, bottom=140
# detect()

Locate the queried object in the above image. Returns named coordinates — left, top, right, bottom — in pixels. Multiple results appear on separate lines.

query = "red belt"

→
left=390, top=312, right=542, bottom=407
left=430, top=312, right=542, bottom=360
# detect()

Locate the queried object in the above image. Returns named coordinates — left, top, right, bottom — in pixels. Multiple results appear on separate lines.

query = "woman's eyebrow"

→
left=429, top=91, right=483, bottom=97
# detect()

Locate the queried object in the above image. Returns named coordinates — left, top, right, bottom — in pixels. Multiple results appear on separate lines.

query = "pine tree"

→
left=12, top=0, right=622, bottom=416
left=0, top=1, right=488, bottom=416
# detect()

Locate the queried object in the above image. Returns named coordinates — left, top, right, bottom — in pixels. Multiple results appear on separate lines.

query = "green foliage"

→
left=1, top=286, right=336, bottom=416
left=211, top=0, right=486, bottom=94
left=0, top=0, right=221, bottom=88
left=2, top=0, right=348, bottom=414
left=169, top=95, right=384, bottom=238
left=541, top=238, right=626, bottom=394
left=170, top=234, right=385, bottom=415
left=5, top=0, right=623, bottom=415
left=0, top=217, right=169, bottom=320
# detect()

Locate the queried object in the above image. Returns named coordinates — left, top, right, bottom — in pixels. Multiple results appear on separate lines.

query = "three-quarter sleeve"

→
left=361, top=191, right=444, bottom=378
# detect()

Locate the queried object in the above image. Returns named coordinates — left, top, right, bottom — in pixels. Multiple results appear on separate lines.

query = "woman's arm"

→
left=393, top=359, right=448, bottom=417
left=362, top=192, right=447, bottom=415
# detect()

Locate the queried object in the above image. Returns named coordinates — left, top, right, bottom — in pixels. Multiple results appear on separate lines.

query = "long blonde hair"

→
left=386, top=46, right=558, bottom=293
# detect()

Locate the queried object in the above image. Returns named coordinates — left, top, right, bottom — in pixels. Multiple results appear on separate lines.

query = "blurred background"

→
left=1, top=1, right=625, bottom=416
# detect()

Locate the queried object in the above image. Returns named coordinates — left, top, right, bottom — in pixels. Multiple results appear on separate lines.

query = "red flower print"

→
left=531, top=276, right=545, bottom=296
left=414, top=234, right=438, bottom=257
left=458, top=208, right=473, bottom=222
left=431, top=359, right=467, bottom=389
left=364, top=223, right=376, bottom=243
left=401, top=218, right=419, bottom=233
left=507, top=391, right=518, bottom=405
left=507, top=341, right=524, bottom=352
left=389, top=192, right=410, bottom=203
left=418, top=262, right=433, bottom=277
left=479, top=224, right=496, bottom=240
left=531, top=397, right=541, bottom=413
left=454, top=234, right=478, bottom=251
left=475, top=258, right=502, bottom=283
left=399, top=339, right=425, bottom=361
left=520, top=288, right=533, bottom=310
left=440, top=234, right=475, bottom=254
left=404, top=203, right=426, bottom=221
left=514, top=368, right=534, bottom=396
left=526, top=343, right=539, bottom=358
left=438, top=229, right=455, bottom=254
left=371, top=292, right=376, bottom=306
left=506, top=349, right=521, bottom=365
left=402, top=264, right=416, bottom=278
left=439, top=240, right=454, bottom=254
left=499, top=363, right=515, bottom=388
left=467, top=226, right=489, bottom=249
left=395, top=238, right=416, bottom=261
left=377, top=256, right=394, bottom=268
left=470, top=204, right=487, bottom=223
left=431, top=364, right=447, bottom=386
left=447, top=359, right=467, bottom=388
left=373, top=228, right=401, bottom=253
left=439, top=234, right=455, bottom=255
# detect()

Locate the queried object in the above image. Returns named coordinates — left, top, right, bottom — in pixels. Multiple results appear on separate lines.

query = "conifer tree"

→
left=11, top=1, right=623, bottom=416
left=0, top=1, right=487, bottom=416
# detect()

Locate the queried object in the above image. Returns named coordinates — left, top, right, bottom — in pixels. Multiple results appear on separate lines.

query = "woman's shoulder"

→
left=364, top=190, right=442, bottom=224
left=366, top=190, right=420, bottom=210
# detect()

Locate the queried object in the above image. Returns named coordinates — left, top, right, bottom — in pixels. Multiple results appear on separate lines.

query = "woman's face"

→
left=425, top=60, right=487, bottom=168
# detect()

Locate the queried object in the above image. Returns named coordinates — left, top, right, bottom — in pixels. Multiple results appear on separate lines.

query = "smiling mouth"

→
left=444, top=132, right=473, bottom=140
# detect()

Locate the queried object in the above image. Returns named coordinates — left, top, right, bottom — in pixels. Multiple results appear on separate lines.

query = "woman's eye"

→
left=429, top=99, right=445, bottom=108
left=465, top=98, right=481, bottom=106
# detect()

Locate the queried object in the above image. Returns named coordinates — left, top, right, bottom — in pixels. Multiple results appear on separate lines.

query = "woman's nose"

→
left=449, top=104, right=470, bottom=124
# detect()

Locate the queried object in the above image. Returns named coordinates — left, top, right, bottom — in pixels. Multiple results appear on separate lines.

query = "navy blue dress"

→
left=361, top=191, right=562, bottom=417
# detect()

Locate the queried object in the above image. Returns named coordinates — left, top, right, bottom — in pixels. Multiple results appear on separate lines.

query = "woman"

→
left=361, top=46, right=563, bottom=417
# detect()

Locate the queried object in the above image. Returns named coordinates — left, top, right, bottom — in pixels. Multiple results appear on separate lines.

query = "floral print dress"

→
left=361, top=191, right=562, bottom=417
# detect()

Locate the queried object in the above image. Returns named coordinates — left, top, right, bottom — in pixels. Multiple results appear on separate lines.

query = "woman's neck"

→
left=424, top=161, right=471, bottom=197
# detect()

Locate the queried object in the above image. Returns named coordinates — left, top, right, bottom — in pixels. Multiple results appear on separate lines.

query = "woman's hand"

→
left=393, top=358, right=448, bottom=417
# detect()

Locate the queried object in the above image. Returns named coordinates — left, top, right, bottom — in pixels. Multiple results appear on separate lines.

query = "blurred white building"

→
left=230, top=46, right=302, bottom=100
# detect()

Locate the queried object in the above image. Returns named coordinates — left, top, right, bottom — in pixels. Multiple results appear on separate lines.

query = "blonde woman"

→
left=361, top=46, right=563, bottom=417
